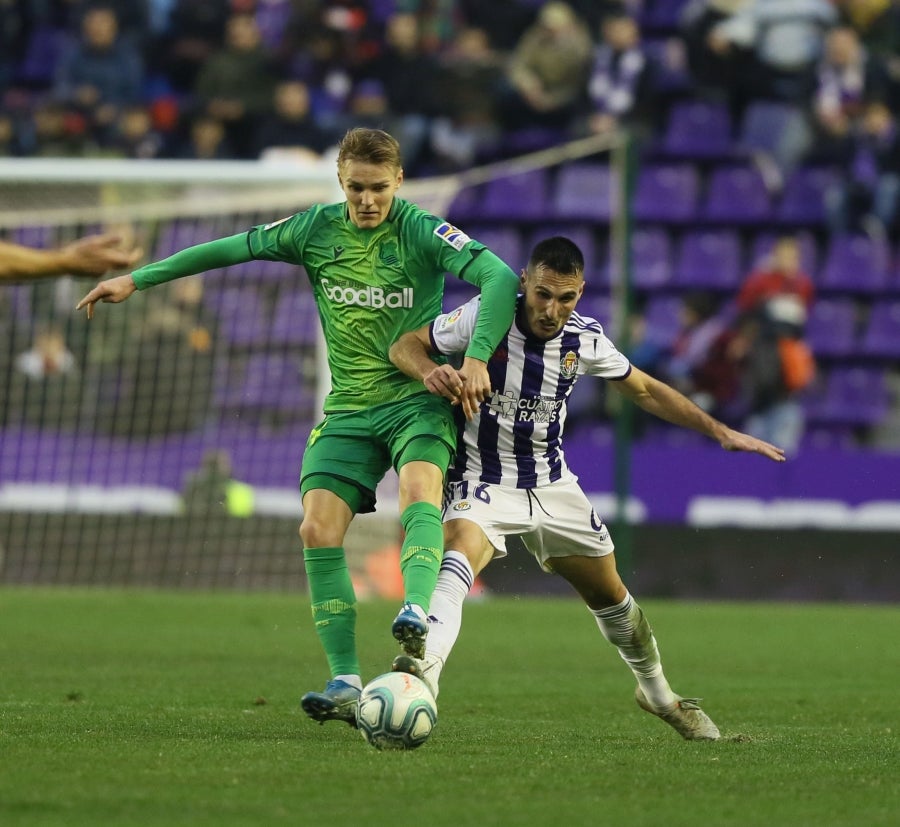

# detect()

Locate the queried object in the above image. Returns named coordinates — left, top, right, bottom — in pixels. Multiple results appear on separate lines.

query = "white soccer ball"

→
left=357, top=671, right=437, bottom=750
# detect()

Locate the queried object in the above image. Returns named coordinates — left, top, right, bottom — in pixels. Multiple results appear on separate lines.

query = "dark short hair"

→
left=527, top=236, right=585, bottom=277
left=337, top=128, right=402, bottom=171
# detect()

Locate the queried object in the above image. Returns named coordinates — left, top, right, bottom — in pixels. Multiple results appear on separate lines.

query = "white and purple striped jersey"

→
left=430, top=295, right=631, bottom=488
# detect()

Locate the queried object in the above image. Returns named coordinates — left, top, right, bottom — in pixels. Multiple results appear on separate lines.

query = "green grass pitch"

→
left=1, top=587, right=897, bottom=826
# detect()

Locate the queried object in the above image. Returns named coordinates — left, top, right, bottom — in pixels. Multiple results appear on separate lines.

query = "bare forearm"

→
left=0, top=242, right=67, bottom=280
left=624, top=377, right=729, bottom=441
left=390, top=336, right=438, bottom=383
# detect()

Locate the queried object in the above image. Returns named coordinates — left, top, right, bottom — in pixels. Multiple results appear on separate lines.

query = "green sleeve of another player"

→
left=132, top=233, right=254, bottom=290
left=460, top=249, right=519, bottom=362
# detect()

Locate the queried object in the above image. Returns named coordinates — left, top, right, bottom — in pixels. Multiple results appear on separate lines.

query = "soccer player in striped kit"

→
left=389, top=235, right=785, bottom=740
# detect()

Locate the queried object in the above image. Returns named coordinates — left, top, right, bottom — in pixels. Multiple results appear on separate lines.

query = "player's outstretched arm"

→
left=0, top=234, right=140, bottom=282
left=390, top=328, right=472, bottom=414
left=75, top=273, right=137, bottom=319
left=58, top=234, right=142, bottom=277
left=612, top=366, right=786, bottom=462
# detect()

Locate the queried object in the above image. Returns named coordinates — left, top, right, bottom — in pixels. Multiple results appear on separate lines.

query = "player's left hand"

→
left=719, top=429, right=786, bottom=462
left=458, top=357, right=491, bottom=421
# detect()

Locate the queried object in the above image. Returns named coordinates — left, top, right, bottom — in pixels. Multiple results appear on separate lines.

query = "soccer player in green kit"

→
left=76, top=128, right=520, bottom=726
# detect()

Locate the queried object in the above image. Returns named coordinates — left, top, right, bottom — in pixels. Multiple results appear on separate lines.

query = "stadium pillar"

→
left=610, top=131, right=637, bottom=575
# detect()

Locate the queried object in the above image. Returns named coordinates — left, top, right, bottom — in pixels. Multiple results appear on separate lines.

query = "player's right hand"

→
left=75, top=273, right=137, bottom=319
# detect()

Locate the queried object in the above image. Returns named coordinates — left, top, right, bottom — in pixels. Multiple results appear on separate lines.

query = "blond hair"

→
left=337, top=128, right=402, bottom=172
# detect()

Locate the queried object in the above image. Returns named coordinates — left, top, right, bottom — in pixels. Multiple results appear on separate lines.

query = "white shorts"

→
left=442, top=479, right=615, bottom=573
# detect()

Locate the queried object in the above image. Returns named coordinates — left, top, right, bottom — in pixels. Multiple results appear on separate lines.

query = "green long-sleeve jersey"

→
left=132, top=197, right=519, bottom=412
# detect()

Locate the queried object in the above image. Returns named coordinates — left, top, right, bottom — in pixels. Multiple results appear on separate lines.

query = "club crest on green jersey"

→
left=379, top=240, right=400, bottom=266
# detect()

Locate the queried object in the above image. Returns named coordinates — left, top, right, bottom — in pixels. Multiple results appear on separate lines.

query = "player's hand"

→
left=457, top=357, right=491, bottom=421
left=719, top=428, right=786, bottom=462
left=75, top=273, right=138, bottom=319
left=423, top=363, right=465, bottom=404
left=62, top=234, right=142, bottom=277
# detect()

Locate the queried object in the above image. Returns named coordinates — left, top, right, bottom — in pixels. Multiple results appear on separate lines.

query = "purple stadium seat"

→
left=673, top=229, right=742, bottom=290
left=819, top=234, right=890, bottom=293
left=207, top=287, right=270, bottom=347
left=859, top=301, right=900, bottom=358
left=633, top=163, right=699, bottom=223
left=218, top=352, right=313, bottom=414
left=255, top=0, right=293, bottom=49
left=476, top=169, right=551, bottom=221
left=213, top=423, right=310, bottom=488
left=641, top=0, right=691, bottom=30
left=631, top=227, right=674, bottom=290
left=805, top=366, right=890, bottom=427
left=736, top=101, right=810, bottom=164
left=800, top=425, right=860, bottom=451
left=660, top=100, right=733, bottom=159
left=222, top=258, right=299, bottom=284
left=702, top=164, right=771, bottom=223
left=446, top=185, right=484, bottom=225
left=442, top=277, right=479, bottom=311
left=270, top=288, right=320, bottom=346
left=643, top=294, right=686, bottom=346
left=805, top=298, right=858, bottom=358
left=643, top=38, right=692, bottom=95
left=466, top=225, right=524, bottom=269
left=603, top=228, right=673, bottom=290
left=575, top=295, right=612, bottom=327
left=12, top=225, right=55, bottom=247
left=776, top=167, right=840, bottom=225
left=16, top=26, right=67, bottom=88
left=503, top=127, right=568, bottom=155
left=551, top=162, right=614, bottom=222
left=153, top=219, right=220, bottom=259
left=2, top=284, right=33, bottom=322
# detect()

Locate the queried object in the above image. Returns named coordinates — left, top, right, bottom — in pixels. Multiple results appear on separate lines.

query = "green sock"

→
left=303, top=547, right=359, bottom=678
left=399, top=502, right=443, bottom=612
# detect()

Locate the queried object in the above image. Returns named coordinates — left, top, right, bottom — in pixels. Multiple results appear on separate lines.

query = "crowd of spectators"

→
left=1, top=1, right=899, bottom=176
left=4, top=0, right=900, bottom=453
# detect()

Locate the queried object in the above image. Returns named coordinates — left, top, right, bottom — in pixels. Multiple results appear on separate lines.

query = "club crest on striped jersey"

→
left=434, top=222, right=471, bottom=251
left=560, top=350, right=579, bottom=378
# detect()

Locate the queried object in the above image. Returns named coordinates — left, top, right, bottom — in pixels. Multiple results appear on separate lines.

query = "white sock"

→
left=334, top=674, right=362, bottom=691
left=590, top=592, right=677, bottom=710
left=422, top=549, right=474, bottom=686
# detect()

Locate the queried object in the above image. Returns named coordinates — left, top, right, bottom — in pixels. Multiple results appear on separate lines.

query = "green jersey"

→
left=131, top=196, right=518, bottom=413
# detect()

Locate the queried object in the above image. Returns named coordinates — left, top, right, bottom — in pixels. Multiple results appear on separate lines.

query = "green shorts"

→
left=300, top=392, right=457, bottom=514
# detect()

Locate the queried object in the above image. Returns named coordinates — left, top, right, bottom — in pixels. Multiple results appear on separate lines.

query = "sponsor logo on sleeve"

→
left=438, top=307, right=464, bottom=330
left=434, top=222, right=471, bottom=251
left=263, top=215, right=293, bottom=231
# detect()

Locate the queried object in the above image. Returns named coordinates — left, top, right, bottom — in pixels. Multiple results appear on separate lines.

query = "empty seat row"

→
left=448, top=160, right=841, bottom=228
left=658, top=99, right=814, bottom=164
left=460, top=226, right=900, bottom=295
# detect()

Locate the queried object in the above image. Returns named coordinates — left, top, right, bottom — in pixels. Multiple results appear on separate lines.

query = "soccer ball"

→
left=357, top=671, right=437, bottom=751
